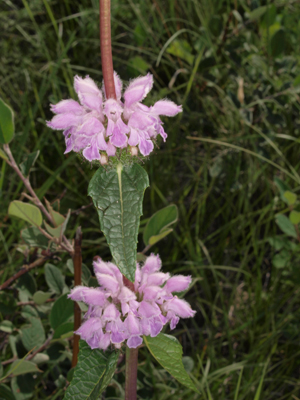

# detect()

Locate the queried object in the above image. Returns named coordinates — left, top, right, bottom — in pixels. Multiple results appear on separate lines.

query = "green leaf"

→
left=66, top=259, right=91, bottom=285
left=21, top=227, right=50, bottom=249
left=21, top=315, right=45, bottom=351
left=270, top=28, right=285, bottom=57
left=0, top=292, right=16, bottom=316
left=44, top=209, right=70, bottom=239
left=274, top=177, right=290, bottom=200
left=0, top=384, right=15, bottom=400
left=144, top=205, right=178, bottom=246
left=289, top=210, right=300, bottom=225
left=144, top=334, right=199, bottom=393
left=0, top=148, right=8, bottom=161
left=275, top=214, right=297, bottom=238
left=16, top=273, right=37, bottom=300
left=88, top=164, right=149, bottom=282
left=283, top=191, right=297, bottom=205
left=50, top=293, right=73, bottom=330
left=19, top=151, right=40, bottom=177
left=272, top=250, right=290, bottom=268
left=0, top=97, right=14, bottom=144
left=53, top=322, right=74, bottom=339
left=64, top=340, right=119, bottom=400
left=167, top=39, right=194, bottom=65
left=0, top=320, right=14, bottom=333
left=45, top=263, right=65, bottom=294
left=45, top=199, right=66, bottom=226
left=8, top=201, right=42, bottom=227
left=7, top=360, right=40, bottom=377
left=11, top=374, right=35, bottom=400
left=33, top=291, right=52, bottom=305
left=30, top=353, right=49, bottom=365
left=246, top=6, right=267, bottom=21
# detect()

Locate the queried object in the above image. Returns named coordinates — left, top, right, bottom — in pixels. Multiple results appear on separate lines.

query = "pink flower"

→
left=68, top=254, right=195, bottom=351
left=47, top=73, right=182, bottom=162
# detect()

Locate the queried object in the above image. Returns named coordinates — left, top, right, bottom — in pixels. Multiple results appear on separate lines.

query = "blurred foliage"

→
left=1, top=0, right=300, bottom=398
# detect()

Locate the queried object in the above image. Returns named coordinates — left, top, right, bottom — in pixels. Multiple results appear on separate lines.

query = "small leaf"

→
left=246, top=6, right=267, bottom=21
left=88, top=164, right=149, bottom=282
left=50, top=294, right=73, bottom=330
left=53, top=322, right=74, bottom=339
left=0, top=384, right=15, bottom=400
left=21, top=316, right=45, bottom=351
left=182, top=356, right=195, bottom=373
left=0, top=97, right=14, bottom=144
left=7, top=360, right=40, bottom=377
left=30, top=353, right=49, bottom=365
left=45, top=199, right=66, bottom=226
left=272, top=250, right=290, bottom=268
left=0, top=320, right=14, bottom=333
left=33, top=291, right=52, bottom=305
left=0, top=292, right=16, bottom=315
left=289, top=211, right=300, bottom=225
left=144, top=205, right=178, bottom=246
left=64, top=340, right=119, bottom=400
left=144, top=334, right=199, bottom=393
left=283, top=190, right=297, bottom=205
left=21, top=226, right=50, bottom=249
left=19, top=151, right=40, bottom=177
left=44, top=209, right=70, bottom=239
left=44, top=222, right=62, bottom=238
left=275, top=214, right=297, bottom=238
left=16, top=273, right=37, bottom=300
left=270, top=28, right=285, bottom=57
left=11, top=374, right=35, bottom=400
left=167, top=39, right=194, bottom=65
left=0, top=148, right=8, bottom=161
left=274, top=177, right=290, bottom=200
left=8, top=201, right=42, bottom=227
left=45, top=263, right=65, bottom=294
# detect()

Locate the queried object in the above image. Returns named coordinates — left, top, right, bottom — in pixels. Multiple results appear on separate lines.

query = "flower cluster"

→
left=69, top=254, right=195, bottom=350
left=46, top=73, right=182, bottom=163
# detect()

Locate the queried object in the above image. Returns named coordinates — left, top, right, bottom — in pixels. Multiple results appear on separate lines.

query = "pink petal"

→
left=149, top=316, right=163, bottom=337
left=142, top=254, right=162, bottom=274
left=165, top=275, right=192, bottom=293
left=142, top=285, right=161, bottom=301
left=46, top=113, right=82, bottom=130
left=146, top=272, right=170, bottom=286
left=111, top=127, right=127, bottom=147
left=50, top=99, right=83, bottom=115
left=151, top=100, right=182, bottom=116
left=114, top=71, right=123, bottom=100
left=82, top=143, right=100, bottom=161
left=139, top=138, right=154, bottom=156
left=69, top=286, right=106, bottom=306
left=77, top=117, right=105, bottom=137
left=118, top=287, right=136, bottom=302
left=138, top=301, right=161, bottom=319
left=125, top=313, right=141, bottom=335
left=104, top=98, right=123, bottom=121
left=74, top=75, right=102, bottom=96
left=98, top=332, right=111, bottom=350
left=78, top=93, right=103, bottom=114
left=102, top=303, right=120, bottom=321
left=163, top=297, right=196, bottom=318
left=116, top=118, right=130, bottom=135
left=75, top=317, right=102, bottom=339
left=124, top=74, right=153, bottom=108
left=170, top=316, right=180, bottom=330
left=96, top=132, right=108, bottom=150
left=96, top=273, right=120, bottom=292
left=106, top=140, right=116, bottom=156
left=128, top=111, right=154, bottom=130
left=127, top=335, right=143, bottom=348
left=128, top=128, right=139, bottom=146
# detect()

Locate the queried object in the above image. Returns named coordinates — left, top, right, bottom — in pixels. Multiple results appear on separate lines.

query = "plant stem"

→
left=125, top=346, right=138, bottom=400
left=72, top=226, right=82, bottom=368
left=99, top=0, right=116, bottom=99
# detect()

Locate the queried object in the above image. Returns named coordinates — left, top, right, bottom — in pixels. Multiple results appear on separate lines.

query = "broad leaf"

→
left=53, top=322, right=74, bottom=339
left=144, top=204, right=178, bottom=246
left=0, top=97, right=14, bottom=144
left=21, top=227, right=50, bottom=249
left=33, top=291, right=52, bottom=305
left=289, top=210, right=300, bottom=225
left=45, top=209, right=70, bottom=239
left=19, top=151, right=40, bottom=177
left=16, top=273, right=37, bottom=301
left=283, top=191, right=297, bottom=205
left=8, top=201, right=42, bottom=227
left=275, top=214, right=297, bottom=238
left=144, top=334, right=199, bottom=393
left=64, top=340, right=119, bottom=400
left=0, top=320, right=14, bottom=334
left=20, top=307, right=45, bottom=351
left=7, top=360, right=40, bottom=377
left=88, top=163, right=149, bottom=282
left=50, top=294, right=73, bottom=330
left=0, top=384, right=15, bottom=400
left=11, top=374, right=35, bottom=400
left=45, top=263, right=65, bottom=294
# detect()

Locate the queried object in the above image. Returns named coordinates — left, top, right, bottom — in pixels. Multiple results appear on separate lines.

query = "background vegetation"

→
left=1, top=0, right=300, bottom=398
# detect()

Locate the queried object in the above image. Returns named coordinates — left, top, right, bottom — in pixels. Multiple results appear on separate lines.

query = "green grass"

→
left=1, top=0, right=300, bottom=398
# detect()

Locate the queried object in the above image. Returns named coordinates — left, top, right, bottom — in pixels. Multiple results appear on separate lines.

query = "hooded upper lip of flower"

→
left=46, top=72, right=182, bottom=161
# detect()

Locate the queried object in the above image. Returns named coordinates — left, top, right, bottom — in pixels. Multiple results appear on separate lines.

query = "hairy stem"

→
left=125, top=346, right=138, bottom=400
left=99, top=0, right=116, bottom=99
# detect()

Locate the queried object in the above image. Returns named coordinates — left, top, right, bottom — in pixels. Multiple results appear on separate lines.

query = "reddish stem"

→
left=72, top=227, right=82, bottom=368
left=100, top=0, right=116, bottom=99
left=125, top=346, right=138, bottom=400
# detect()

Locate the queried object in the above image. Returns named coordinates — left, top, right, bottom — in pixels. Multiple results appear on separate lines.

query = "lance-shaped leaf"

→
left=144, top=204, right=178, bottom=246
left=88, top=163, right=149, bottom=282
left=64, top=340, right=119, bottom=400
left=144, top=334, right=199, bottom=393
left=8, top=201, right=42, bottom=226
left=0, top=97, right=14, bottom=144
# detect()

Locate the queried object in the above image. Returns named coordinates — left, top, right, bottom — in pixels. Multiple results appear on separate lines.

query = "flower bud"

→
left=130, top=146, right=138, bottom=156
left=100, top=154, right=108, bottom=165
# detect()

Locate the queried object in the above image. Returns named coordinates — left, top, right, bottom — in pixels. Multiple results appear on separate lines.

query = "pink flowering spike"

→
left=121, top=302, right=130, bottom=316
left=106, top=140, right=116, bottom=156
left=118, top=287, right=136, bottom=303
left=96, top=273, right=120, bottom=293
left=102, top=303, right=120, bottom=321
left=96, top=132, right=108, bottom=150
left=125, top=313, right=141, bottom=335
left=46, top=113, right=82, bottom=130
left=139, top=138, right=154, bottom=156
left=138, top=301, right=160, bottom=319
left=93, top=259, right=122, bottom=281
left=104, top=99, right=123, bottom=121
left=149, top=316, right=163, bottom=337
left=165, top=275, right=192, bottom=293
left=163, top=297, right=196, bottom=318
left=114, top=71, right=123, bottom=100
left=124, top=73, right=154, bottom=108
left=111, top=124, right=128, bottom=148
left=77, top=117, right=104, bottom=137
left=80, top=93, right=103, bottom=114
left=128, top=111, right=155, bottom=131
left=150, top=100, right=182, bottom=117
left=75, top=317, right=102, bottom=339
left=87, top=330, right=104, bottom=349
left=170, top=316, right=180, bottom=330
left=147, top=272, right=170, bottom=287
left=142, top=285, right=161, bottom=301
left=141, top=254, right=162, bottom=275
left=140, top=318, right=151, bottom=336
left=82, top=144, right=100, bottom=162
left=127, top=335, right=143, bottom=348
left=68, top=286, right=106, bottom=306
left=50, top=99, right=83, bottom=115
